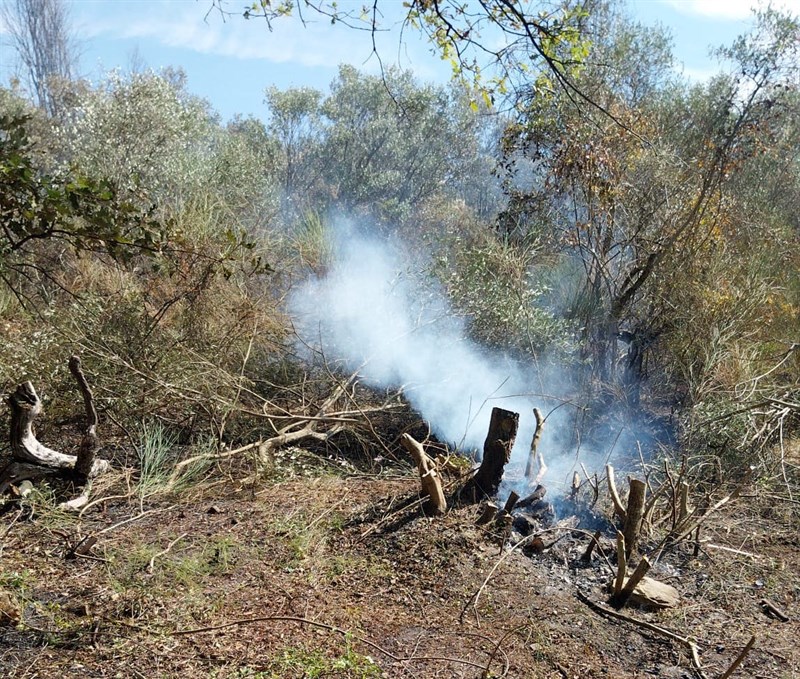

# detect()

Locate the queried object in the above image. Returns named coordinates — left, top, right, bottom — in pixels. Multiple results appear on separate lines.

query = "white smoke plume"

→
left=290, top=218, right=610, bottom=493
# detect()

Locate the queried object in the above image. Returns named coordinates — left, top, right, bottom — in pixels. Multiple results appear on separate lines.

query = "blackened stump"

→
left=462, top=407, right=519, bottom=503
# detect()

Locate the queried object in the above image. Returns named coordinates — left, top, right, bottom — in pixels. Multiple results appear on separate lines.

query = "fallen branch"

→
left=147, top=533, right=188, bottom=573
left=718, top=635, right=756, bottom=679
left=576, top=590, right=705, bottom=676
left=759, top=599, right=790, bottom=622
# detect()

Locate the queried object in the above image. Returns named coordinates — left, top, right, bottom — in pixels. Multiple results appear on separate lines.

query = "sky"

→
left=1, top=0, right=799, bottom=122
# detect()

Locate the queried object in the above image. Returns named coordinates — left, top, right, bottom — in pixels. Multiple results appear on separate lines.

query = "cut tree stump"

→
left=462, top=407, right=519, bottom=503
left=400, top=433, right=446, bottom=516
left=623, top=477, right=647, bottom=559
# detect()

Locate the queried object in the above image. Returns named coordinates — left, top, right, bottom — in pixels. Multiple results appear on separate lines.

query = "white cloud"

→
left=664, top=0, right=800, bottom=20
left=72, top=1, right=442, bottom=77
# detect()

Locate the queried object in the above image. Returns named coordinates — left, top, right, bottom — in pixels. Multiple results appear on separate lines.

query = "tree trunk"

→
left=462, top=407, right=519, bottom=502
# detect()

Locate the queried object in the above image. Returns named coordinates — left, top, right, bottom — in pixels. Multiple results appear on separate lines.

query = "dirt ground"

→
left=0, top=448, right=798, bottom=679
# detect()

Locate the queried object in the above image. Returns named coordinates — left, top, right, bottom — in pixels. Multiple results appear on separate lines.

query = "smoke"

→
left=289, top=218, right=634, bottom=494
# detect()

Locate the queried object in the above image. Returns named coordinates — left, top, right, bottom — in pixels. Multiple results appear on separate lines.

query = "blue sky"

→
left=1, top=0, right=799, bottom=121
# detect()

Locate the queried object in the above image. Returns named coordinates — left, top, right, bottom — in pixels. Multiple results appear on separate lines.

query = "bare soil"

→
left=0, top=451, right=798, bottom=679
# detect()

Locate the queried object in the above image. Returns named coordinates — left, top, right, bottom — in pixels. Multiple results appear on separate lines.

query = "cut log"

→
left=462, top=407, right=519, bottom=502
left=476, top=502, right=499, bottom=525
left=400, top=433, right=446, bottom=516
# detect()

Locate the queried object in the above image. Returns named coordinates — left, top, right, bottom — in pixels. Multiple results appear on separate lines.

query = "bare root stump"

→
left=2, top=368, right=110, bottom=499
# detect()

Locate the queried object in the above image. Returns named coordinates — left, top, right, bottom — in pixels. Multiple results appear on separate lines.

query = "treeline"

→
left=0, top=0, right=797, bottom=467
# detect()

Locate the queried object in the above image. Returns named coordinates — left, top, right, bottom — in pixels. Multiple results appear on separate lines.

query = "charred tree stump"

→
left=462, top=407, right=519, bottom=503
left=400, top=433, right=446, bottom=516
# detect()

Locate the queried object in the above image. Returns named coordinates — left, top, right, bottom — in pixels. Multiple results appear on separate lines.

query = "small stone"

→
left=0, top=590, right=21, bottom=626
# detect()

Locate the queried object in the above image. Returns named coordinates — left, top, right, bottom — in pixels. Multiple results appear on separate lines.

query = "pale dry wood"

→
left=525, top=407, right=546, bottom=482
left=147, top=532, right=188, bottom=573
left=400, top=433, right=446, bottom=515
left=68, top=355, right=100, bottom=482
left=614, top=531, right=627, bottom=595
left=476, top=502, right=499, bottom=525
left=7, top=381, right=109, bottom=477
left=669, top=467, right=754, bottom=544
left=606, top=464, right=627, bottom=522
left=678, top=482, right=690, bottom=523
left=611, top=555, right=651, bottom=609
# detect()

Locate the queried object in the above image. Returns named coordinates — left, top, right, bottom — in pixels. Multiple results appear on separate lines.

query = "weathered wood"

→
left=69, top=355, right=100, bottom=483
left=400, top=433, right=446, bottom=516
left=611, top=555, right=651, bottom=609
left=476, top=502, right=499, bottom=525
left=623, top=477, right=646, bottom=559
left=760, top=598, right=790, bottom=622
left=7, top=381, right=108, bottom=478
left=606, top=464, right=627, bottom=522
left=614, top=531, right=627, bottom=595
left=525, top=407, right=545, bottom=482
left=463, top=407, right=519, bottom=502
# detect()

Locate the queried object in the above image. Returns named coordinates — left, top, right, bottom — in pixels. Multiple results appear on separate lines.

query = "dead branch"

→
left=525, top=407, right=546, bottom=482
left=7, top=381, right=108, bottom=477
left=400, top=433, right=446, bottom=515
left=147, top=532, right=188, bottom=573
left=759, top=598, right=790, bottom=622
left=613, top=531, right=627, bottom=595
left=718, top=635, right=756, bottom=679
left=68, top=355, right=100, bottom=483
left=606, top=464, right=627, bottom=522
left=581, top=529, right=602, bottom=563
left=576, top=590, right=705, bottom=676
left=669, top=467, right=754, bottom=545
